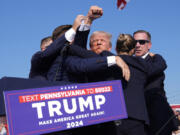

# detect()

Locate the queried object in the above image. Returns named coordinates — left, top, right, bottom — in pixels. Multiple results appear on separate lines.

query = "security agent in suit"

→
left=29, top=14, right=90, bottom=82
left=133, top=30, right=177, bottom=135
left=63, top=33, right=167, bottom=135
left=113, top=34, right=167, bottom=135
left=29, top=36, right=52, bottom=80
left=29, top=25, right=72, bottom=81
left=46, top=24, right=89, bottom=82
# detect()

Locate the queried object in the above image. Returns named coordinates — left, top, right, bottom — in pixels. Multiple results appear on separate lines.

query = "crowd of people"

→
left=172, top=109, right=180, bottom=135
left=0, top=5, right=180, bottom=135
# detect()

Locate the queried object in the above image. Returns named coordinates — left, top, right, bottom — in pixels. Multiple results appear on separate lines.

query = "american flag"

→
left=117, top=0, right=130, bottom=10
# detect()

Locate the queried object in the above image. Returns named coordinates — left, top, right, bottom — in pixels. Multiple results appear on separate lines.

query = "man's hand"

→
left=115, top=56, right=130, bottom=81
left=72, top=15, right=86, bottom=31
left=86, top=6, right=103, bottom=24
left=149, top=52, right=155, bottom=57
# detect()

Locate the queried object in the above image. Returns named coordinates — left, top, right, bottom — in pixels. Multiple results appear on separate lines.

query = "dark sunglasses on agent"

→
left=135, top=40, right=150, bottom=45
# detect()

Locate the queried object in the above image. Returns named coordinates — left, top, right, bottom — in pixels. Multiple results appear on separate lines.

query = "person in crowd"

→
left=176, top=111, right=180, bottom=125
left=172, top=110, right=180, bottom=135
left=133, top=30, right=178, bottom=135
left=0, top=116, right=8, bottom=135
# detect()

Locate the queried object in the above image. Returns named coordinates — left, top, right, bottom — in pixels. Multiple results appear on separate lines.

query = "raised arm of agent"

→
left=29, top=15, right=90, bottom=80
left=119, top=54, right=167, bottom=77
left=64, top=54, right=130, bottom=83
left=30, top=16, right=83, bottom=69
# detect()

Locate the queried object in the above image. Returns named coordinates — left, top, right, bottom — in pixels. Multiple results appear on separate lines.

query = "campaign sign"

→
left=4, top=80, right=127, bottom=135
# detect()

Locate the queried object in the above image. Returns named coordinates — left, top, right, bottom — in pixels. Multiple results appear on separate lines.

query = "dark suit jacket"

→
left=64, top=55, right=110, bottom=83
left=143, top=54, right=176, bottom=133
left=29, top=30, right=90, bottom=81
left=145, top=55, right=166, bottom=95
left=115, top=55, right=166, bottom=124
left=29, top=34, right=68, bottom=80
left=65, top=47, right=166, bottom=125
left=46, top=30, right=90, bottom=82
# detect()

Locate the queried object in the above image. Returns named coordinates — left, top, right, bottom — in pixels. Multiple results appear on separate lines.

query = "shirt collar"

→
left=142, top=52, right=149, bottom=59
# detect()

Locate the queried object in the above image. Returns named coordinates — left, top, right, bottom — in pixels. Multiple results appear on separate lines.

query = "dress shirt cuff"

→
left=79, top=20, right=91, bottom=31
left=107, top=56, right=116, bottom=67
left=65, top=28, right=76, bottom=42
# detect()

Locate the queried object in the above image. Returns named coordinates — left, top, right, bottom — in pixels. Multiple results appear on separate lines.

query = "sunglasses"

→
left=135, top=40, right=150, bottom=45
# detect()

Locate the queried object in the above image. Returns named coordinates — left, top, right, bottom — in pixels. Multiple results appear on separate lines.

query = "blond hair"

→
left=116, top=34, right=136, bottom=54
left=89, top=31, right=112, bottom=47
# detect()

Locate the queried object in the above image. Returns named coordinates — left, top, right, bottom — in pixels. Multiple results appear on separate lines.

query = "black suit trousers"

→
left=115, top=119, right=147, bottom=135
left=145, top=90, right=176, bottom=135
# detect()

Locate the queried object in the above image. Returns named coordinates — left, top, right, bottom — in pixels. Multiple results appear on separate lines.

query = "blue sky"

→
left=0, top=0, right=180, bottom=104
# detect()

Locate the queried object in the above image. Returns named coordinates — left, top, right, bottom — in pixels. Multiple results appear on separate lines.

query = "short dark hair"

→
left=40, top=36, right=52, bottom=47
left=116, top=34, right=136, bottom=54
left=52, top=25, right=72, bottom=41
left=133, top=30, right=151, bottom=41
